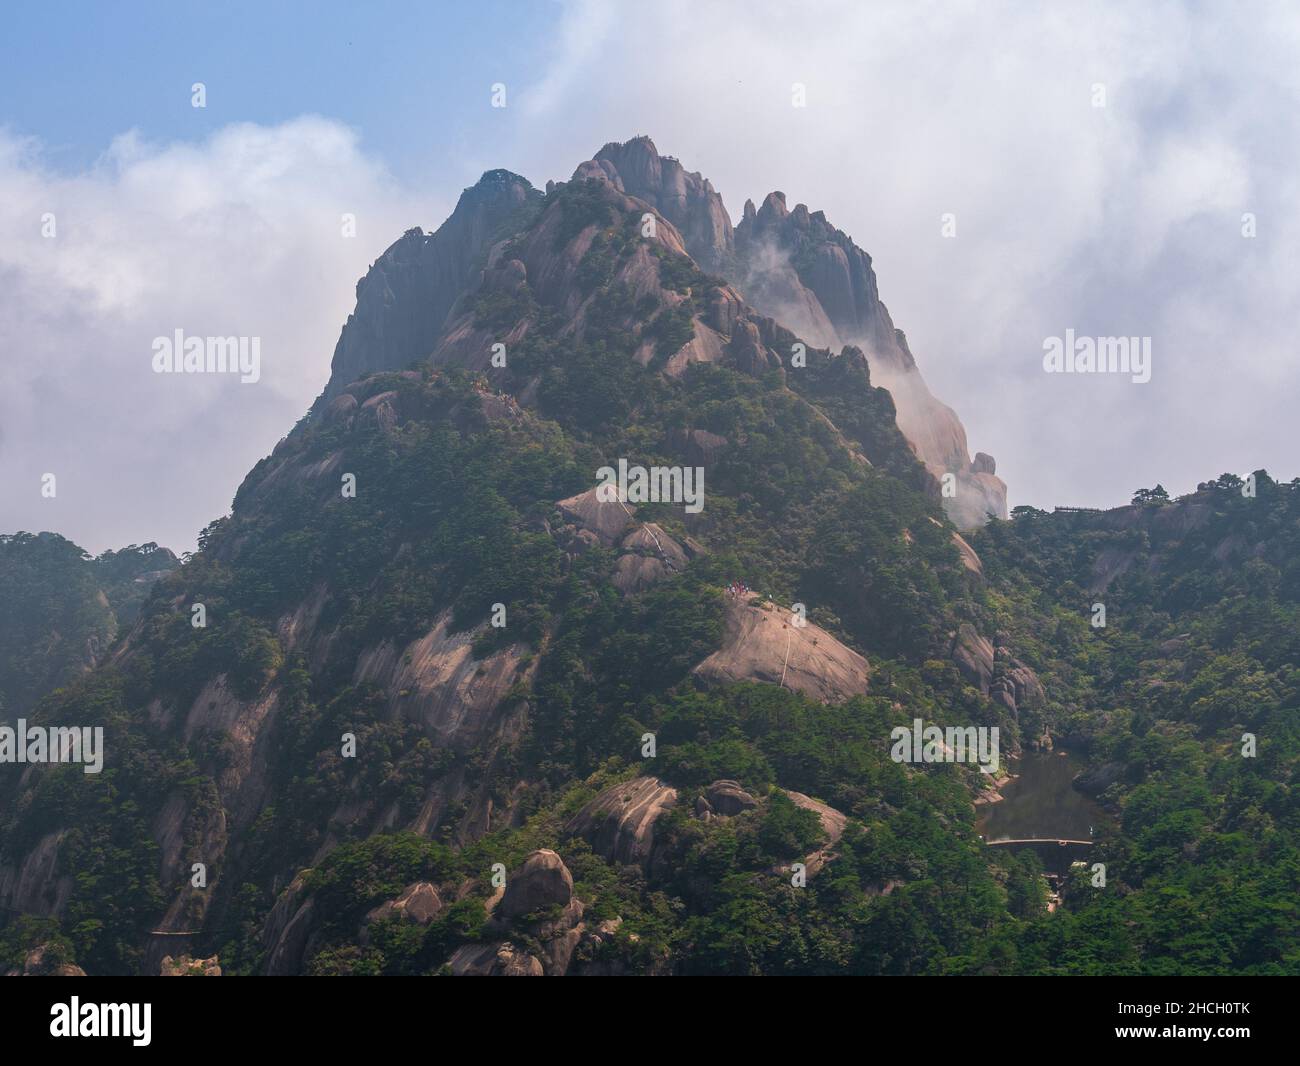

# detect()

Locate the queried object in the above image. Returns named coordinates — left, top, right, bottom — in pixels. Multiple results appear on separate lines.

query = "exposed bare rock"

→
left=1090, top=546, right=1140, bottom=594
left=453, top=851, right=595, bottom=975
left=732, top=181, right=1006, bottom=528
left=274, top=583, right=330, bottom=659
left=662, top=319, right=730, bottom=377
left=612, top=553, right=672, bottom=593
left=366, top=882, right=444, bottom=926
left=705, top=779, right=757, bottom=816
left=316, top=170, right=540, bottom=407
left=4, top=944, right=85, bottom=977
left=325, top=392, right=358, bottom=422
left=952, top=464, right=1010, bottom=530
left=611, top=521, right=689, bottom=592
left=566, top=777, right=679, bottom=868
left=620, top=523, right=688, bottom=568
left=928, top=517, right=983, bottom=578
left=264, top=897, right=316, bottom=976
left=352, top=609, right=532, bottom=748
left=783, top=790, right=847, bottom=877
left=0, top=830, right=72, bottom=918
left=181, top=674, right=278, bottom=832
left=951, top=530, right=984, bottom=578
left=245, top=447, right=344, bottom=505
left=693, top=597, right=869, bottom=702
left=556, top=486, right=636, bottom=546
left=949, top=623, right=994, bottom=694
left=143, top=786, right=228, bottom=978
left=261, top=873, right=316, bottom=976
left=585, top=136, right=735, bottom=276
left=670, top=427, right=729, bottom=466
left=727, top=317, right=780, bottom=375
left=500, top=849, right=573, bottom=920
left=160, top=954, right=222, bottom=976
left=532, top=898, right=587, bottom=975
left=992, top=648, right=1047, bottom=717
left=447, top=941, right=544, bottom=976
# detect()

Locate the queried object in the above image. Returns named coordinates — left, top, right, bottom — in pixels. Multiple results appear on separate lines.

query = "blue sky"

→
left=0, top=0, right=554, bottom=182
left=1, top=1, right=1297, bottom=553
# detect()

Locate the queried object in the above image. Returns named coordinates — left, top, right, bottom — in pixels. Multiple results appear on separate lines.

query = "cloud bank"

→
left=0, top=117, right=438, bottom=553
left=506, top=0, right=1300, bottom=511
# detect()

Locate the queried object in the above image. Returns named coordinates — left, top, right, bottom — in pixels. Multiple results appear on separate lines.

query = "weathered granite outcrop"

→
left=159, top=954, right=222, bottom=976
left=784, top=790, right=848, bottom=877
left=555, top=487, right=636, bottom=546
left=352, top=609, right=533, bottom=749
left=577, top=136, right=735, bottom=276
left=949, top=623, right=995, bottom=694
left=732, top=180, right=1006, bottom=528
left=0, top=830, right=72, bottom=919
left=611, top=522, right=692, bottom=593
left=448, top=849, right=591, bottom=976
left=366, top=882, right=444, bottom=926
left=704, top=779, right=757, bottom=816
left=990, top=646, right=1047, bottom=718
left=693, top=597, right=870, bottom=702
left=566, top=777, right=679, bottom=869
left=447, top=940, right=545, bottom=976
left=500, top=849, right=573, bottom=919
left=3, top=944, right=86, bottom=977
left=316, top=170, right=541, bottom=406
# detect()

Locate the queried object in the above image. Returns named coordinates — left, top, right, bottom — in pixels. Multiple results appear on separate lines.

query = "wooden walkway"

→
left=985, top=838, right=1091, bottom=846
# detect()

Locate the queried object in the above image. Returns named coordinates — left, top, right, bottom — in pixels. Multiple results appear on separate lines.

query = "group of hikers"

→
left=726, top=580, right=752, bottom=599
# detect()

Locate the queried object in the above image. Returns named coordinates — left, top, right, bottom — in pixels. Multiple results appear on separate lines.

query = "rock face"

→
left=159, top=954, right=222, bottom=977
left=730, top=182, right=1006, bottom=529
left=316, top=170, right=541, bottom=407
left=555, top=487, right=636, bottom=546
left=990, top=646, right=1046, bottom=719
left=448, top=849, right=591, bottom=976
left=0, top=830, right=72, bottom=919
left=581, top=136, right=735, bottom=276
left=693, top=598, right=870, bottom=702
left=611, top=522, right=692, bottom=593
left=705, top=779, right=757, bottom=816
left=566, top=776, right=679, bottom=869
left=261, top=873, right=317, bottom=977
left=4, top=944, right=85, bottom=976
left=949, top=623, right=995, bottom=694
left=784, top=790, right=848, bottom=877
left=500, top=849, right=573, bottom=919
left=447, top=941, right=545, bottom=976
left=352, top=609, right=533, bottom=749
left=567, top=136, right=1005, bottom=529
left=366, top=882, right=444, bottom=926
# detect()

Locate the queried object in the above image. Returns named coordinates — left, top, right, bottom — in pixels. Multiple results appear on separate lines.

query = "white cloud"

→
left=508, top=0, right=1300, bottom=508
left=0, top=117, right=440, bottom=553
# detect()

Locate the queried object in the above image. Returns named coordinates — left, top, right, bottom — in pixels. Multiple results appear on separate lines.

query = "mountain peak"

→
left=579, top=136, right=735, bottom=276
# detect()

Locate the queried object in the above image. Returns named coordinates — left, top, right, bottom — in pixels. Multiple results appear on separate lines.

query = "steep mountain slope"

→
left=2, top=140, right=1292, bottom=978
left=575, top=137, right=1006, bottom=529
left=315, top=169, right=543, bottom=409
left=310, top=136, right=1005, bottom=534
left=0, top=534, right=177, bottom=718
left=0, top=140, right=1009, bottom=976
left=966, top=475, right=1300, bottom=973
